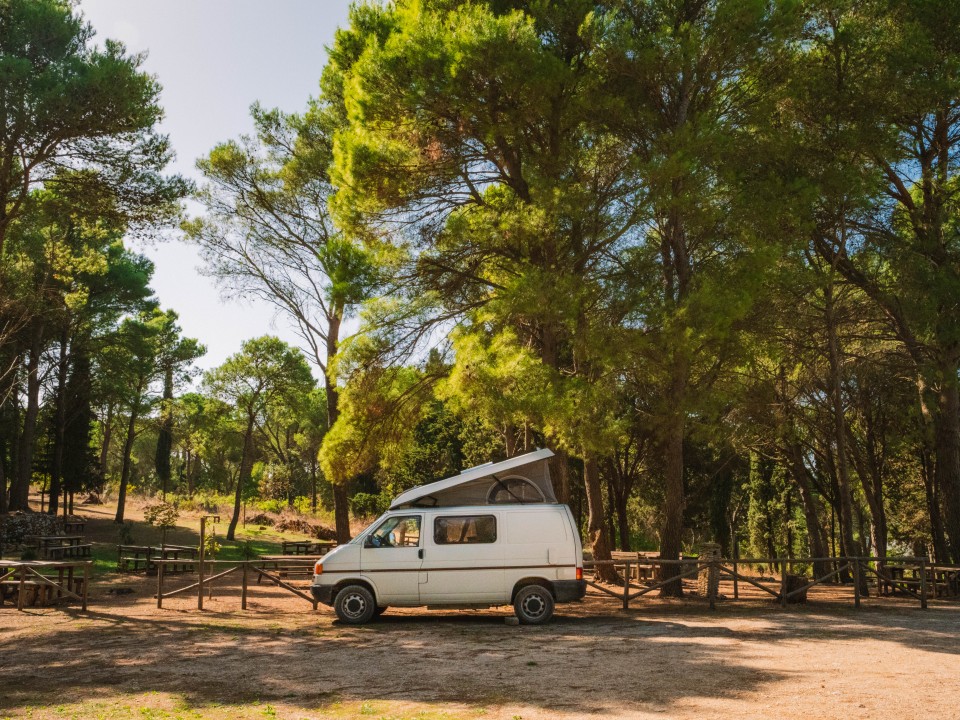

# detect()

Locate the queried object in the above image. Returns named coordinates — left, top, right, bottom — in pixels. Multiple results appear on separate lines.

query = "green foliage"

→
left=143, top=501, right=180, bottom=529
left=350, top=492, right=388, bottom=518
left=0, top=0, right=189, bottom=255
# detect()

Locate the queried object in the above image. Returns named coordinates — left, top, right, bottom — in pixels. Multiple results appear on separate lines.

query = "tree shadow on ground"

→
left=2, top=598, right=957, bottom=716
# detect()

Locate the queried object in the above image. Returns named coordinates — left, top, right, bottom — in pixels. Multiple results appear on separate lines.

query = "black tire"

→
left=513, top=584, right=555, bottom=625
left=334, top=585, right=376, bottom=624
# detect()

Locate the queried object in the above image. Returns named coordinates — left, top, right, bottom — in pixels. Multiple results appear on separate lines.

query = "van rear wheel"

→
left=514, top=584, right=555, bottom=624
left=334, top=585, right=376, bottom=624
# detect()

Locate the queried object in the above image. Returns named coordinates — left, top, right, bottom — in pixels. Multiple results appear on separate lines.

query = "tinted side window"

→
left=434, top=515, right=497, bottom=545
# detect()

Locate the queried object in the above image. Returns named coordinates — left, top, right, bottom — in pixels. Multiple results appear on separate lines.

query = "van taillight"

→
left=576, top=567, right=583, bottom=581
left=314, top=561, right=323, bottom=575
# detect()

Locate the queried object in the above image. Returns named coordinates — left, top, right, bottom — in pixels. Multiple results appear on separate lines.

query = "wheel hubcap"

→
left=522, top=593, right=545, bottom=618
left=343, top=593, right=366, bottom=618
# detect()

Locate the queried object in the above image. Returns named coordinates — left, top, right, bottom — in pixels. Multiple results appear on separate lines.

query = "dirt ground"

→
left=2, top=503, right=958, bottom=719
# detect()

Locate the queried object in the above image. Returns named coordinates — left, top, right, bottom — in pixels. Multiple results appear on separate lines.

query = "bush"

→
left=254, top=498, right=287, bottom=514
left=293, top=496, right=315, bottom=515
left=143, top=501, right=179, bottom=528
left=117, top=522, right=135, bottom=545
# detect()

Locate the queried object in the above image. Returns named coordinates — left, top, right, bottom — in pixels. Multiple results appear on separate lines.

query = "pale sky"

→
left=78, top=0, right=354, bottom=372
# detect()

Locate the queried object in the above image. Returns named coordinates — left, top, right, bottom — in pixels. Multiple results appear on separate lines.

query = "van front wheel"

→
left=514, top=585, right=555, bottom=624
left=334, top=585, right=376, bottom=624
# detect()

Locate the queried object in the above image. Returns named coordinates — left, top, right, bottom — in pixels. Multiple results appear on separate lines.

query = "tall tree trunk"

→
left=786, top=442, right=830, bottom=579
left=658, top=354, right=687, bottom=596
left=615, top=485, right=631, bottom=552
left=919, top=447, right=949, bottom=561
left=99, top=402, right=113, bottom=483
left=188, top=450, right=199, bottom=496
left=583, top=455, right=616, bottom=582
left=114, top=401, right=140, bottom=524
left=846, top=434, right=888, bottom=562
left=228, top=415, right=256, bottom=541
left=324, top=311, right=351, bottom=543
left=824, top=284, right=864, bottom=591
left=48, top=323, right=70, bottom=515
left=10, top=324, right=43, bottom=511
left=605, top=477, right=616, bottom=552
left=504, top=422, right=517, bottom=457
left=549, top=448, right=571, bottom=505
left=155, top=365, right=174, bottom=500
left=0, top=444, right=6, bottom=514
left=934, top=368, right=960, bottom=563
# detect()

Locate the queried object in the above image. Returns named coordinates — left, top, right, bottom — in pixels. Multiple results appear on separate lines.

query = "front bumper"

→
left=311, top=583, right=335, bottom=605
left=554, top=579, right=587, bottom=603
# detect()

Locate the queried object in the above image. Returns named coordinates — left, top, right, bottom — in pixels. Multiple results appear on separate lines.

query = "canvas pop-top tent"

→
left=389, top=448, right=558, bottom=509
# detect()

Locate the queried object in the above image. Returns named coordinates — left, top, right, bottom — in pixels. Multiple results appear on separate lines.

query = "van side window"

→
left=434, top=515, right=497, bottom=545
left=365, top=515, right=421, bottom=548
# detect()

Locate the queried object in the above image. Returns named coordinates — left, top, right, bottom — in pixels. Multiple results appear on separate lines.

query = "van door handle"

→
left=418, top=549, right=424, bottom=559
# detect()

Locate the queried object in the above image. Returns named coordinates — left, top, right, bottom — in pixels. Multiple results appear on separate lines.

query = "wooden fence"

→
left=584, top=555, right=960, bottom=610
left=155, top=558, right=318, bottom=610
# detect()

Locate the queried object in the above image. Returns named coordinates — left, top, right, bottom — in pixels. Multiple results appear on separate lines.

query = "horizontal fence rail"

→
left=582, top=556, right=960, bottom=611
left=154, top=558, right=319, bottom=611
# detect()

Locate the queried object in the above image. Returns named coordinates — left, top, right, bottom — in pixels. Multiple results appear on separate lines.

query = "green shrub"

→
left=254, top=498, right=286, bottom=514
left=293, top=496, right=314, bottom=515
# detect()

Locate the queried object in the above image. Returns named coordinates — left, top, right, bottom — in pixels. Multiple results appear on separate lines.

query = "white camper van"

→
left=311, top=449, right=586, bottom=624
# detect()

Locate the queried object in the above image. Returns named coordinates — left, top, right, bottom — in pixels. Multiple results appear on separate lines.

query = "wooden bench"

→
left=117, top=545, right=155, bottom=572
left=46, top=544, right=92, bottom=561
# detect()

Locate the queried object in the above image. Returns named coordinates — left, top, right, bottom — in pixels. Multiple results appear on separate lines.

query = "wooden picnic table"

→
left=116, top=544, right=199, bottom=574
left=256, top=554, right=324, bottom=584
left=281, top=540, right=337, bottom=555
left=23, top=535, right=92, bottom=560
left=0, top=560, right=91, bottom=610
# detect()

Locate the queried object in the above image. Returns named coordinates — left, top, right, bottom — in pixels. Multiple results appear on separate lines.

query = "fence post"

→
left=852, top=559, right=861, bottom=609
left=198, top=525, right=206, bottom=611
left=622, top=562, right=630, bottom=610
left=241, top=561, right=249, bottom=610
left=733, top=559, right=739, bottom=600
left=82, top=563, right=89, bottom=612
left=156, top=561, right=164, bottom=609
left=780, top=559, right=788, bottom=608
left=17, top=564, right=26, bottom=611
left=920, top=557, right=928, bottom=609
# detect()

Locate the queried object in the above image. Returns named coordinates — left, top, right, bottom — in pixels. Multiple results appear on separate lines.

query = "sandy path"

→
left=1, top=580, right=957, bottom=720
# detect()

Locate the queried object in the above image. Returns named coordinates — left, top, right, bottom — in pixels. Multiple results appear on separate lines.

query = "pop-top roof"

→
left=389, top=448, right=557, bottom=509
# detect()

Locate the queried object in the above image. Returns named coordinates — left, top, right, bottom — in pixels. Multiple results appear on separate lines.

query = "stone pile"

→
left=697, top=542, right=721, bottom=599
left=0, top=512, right=64, bottom=548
